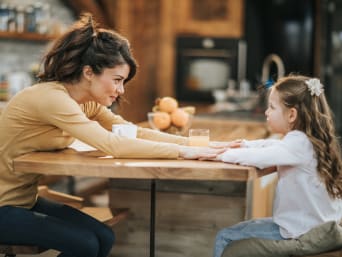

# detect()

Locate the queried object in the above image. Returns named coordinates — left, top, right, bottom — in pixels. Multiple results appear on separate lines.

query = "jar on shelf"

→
left=24, top=5, right=36, bottom=32
left=7, top=4, right=16, bottom=32
left=0, top=75, right=9, bottom=101
left=16, top=5, right=25, bottom=33
left=0, top=3, right=9, bottom=31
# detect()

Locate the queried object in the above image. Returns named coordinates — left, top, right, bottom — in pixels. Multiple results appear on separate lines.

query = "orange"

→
left=171, top=108, right=189, bottom=127
left=159, top=97, right=178, bottom=113
left=153, top=112, right=171, bottom=130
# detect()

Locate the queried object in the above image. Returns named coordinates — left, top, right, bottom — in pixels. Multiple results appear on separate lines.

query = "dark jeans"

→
left=0, top=197, right=115, bottom=257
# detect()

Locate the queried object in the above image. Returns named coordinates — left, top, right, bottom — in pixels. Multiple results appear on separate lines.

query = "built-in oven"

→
left=175, top=36, right=245, bottom=103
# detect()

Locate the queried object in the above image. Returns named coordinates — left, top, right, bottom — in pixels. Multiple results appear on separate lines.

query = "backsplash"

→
left=0, top=0, right=75, bottom=82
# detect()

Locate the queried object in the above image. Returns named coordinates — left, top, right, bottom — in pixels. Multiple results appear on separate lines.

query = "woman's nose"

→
left=117, top=83, right=124, bottom=94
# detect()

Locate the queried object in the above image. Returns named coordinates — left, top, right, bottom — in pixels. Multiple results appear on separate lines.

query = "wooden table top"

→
left=12, top=118, right=273, bottom=182
left=13, top=148, right=274, bottom=182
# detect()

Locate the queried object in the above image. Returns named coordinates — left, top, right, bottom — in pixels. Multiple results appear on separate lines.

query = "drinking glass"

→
left=188, top=129, right=210, bottom=146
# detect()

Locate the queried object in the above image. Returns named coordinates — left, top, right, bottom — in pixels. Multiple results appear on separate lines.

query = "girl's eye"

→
left=114, top=79, right=121, bottom=84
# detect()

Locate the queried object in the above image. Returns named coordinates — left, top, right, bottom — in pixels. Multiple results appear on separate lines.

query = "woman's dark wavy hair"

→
left=274, top=75, right=342, bottom=199
left=38, top=13, right=137, bottom=84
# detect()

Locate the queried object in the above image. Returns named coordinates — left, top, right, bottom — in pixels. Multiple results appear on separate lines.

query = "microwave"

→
left=175, top=36, right=243, bottom=102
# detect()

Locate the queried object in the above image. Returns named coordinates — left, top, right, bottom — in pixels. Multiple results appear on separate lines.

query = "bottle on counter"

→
left=239, top=79, right=251, bottom=98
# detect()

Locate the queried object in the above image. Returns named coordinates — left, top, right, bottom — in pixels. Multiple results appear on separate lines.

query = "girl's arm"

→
left=217, top=133, right=307, bottom=169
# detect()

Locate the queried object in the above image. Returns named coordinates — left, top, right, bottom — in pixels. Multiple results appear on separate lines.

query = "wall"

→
left=0, top=0, right=75, bottom=82
left=106, top=0, right=244, bottom=122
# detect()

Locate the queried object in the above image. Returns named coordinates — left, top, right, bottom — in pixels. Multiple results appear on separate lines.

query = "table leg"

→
left=150, top=179, right=156, bottom=257
left=67, top=176, right=75, bottom=195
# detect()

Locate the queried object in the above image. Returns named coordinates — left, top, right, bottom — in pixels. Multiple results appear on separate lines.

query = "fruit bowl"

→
left=147, top=112, right=193, bottom=136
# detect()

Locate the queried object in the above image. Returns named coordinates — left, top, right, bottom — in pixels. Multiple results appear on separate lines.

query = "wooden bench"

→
left=0, top=186, right=129, bottom=257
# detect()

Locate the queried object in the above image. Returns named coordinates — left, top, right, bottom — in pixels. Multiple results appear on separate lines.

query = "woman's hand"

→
left=209, top=139, right=244, bottom=149
left=178, top=145, right=226, bottom=160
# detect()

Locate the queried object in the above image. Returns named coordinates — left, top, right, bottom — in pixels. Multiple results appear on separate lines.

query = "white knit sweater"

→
left=218, top=130, right=342, bottom=238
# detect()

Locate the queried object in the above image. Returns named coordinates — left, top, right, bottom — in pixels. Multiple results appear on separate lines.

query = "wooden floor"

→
left=108, top=179, right=247, bottom=257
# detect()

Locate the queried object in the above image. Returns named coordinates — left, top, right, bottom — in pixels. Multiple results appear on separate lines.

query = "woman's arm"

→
left=82, top=102, right=189, bottom=145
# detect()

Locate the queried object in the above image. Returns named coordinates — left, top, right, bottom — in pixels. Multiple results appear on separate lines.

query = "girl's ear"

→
left=82, top=65, right=94, bottom=81
left=288, top=107, right=297, bottom=124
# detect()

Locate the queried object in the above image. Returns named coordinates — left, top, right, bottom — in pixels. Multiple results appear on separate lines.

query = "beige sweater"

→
left=0, top=82, right=187, bottom=208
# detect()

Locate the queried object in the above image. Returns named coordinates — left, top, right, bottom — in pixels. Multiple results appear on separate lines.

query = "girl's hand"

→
left=209, top=139, right=244, bottom=149
left=178, top=145, right=226, bottom=160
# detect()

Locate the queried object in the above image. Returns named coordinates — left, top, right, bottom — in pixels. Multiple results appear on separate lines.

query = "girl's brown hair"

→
left=274, top=75, right=342, bottom=199
left=38, top=13, right=137, bottom=84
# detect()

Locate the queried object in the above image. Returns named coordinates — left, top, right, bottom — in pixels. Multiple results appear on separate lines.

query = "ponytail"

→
left=38, top=13, right=137, bottom=84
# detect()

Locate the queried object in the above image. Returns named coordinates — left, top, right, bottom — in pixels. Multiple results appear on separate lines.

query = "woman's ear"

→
left=288, top=107, right=297, bottom=124
left=82, top=65, right=94, bottom=81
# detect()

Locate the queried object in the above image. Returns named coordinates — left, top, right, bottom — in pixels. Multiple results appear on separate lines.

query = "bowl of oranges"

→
left=148, top=97, right=195, bottom=135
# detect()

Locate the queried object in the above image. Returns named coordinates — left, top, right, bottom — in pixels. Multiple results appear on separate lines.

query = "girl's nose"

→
left=265, top=108, right=269, bottom=116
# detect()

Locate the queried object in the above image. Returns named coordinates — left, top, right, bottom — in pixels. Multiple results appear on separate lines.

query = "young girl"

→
left=0, top=14, right=222, bottom=257
left=211, top=75, right=342, bottom=257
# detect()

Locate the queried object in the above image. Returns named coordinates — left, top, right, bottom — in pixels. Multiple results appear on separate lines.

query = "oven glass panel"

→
left=176, top=37, right=239, bottom=102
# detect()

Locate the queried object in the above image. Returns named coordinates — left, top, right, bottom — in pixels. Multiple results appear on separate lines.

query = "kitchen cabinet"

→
left=176, top=0, right=244, bottom=37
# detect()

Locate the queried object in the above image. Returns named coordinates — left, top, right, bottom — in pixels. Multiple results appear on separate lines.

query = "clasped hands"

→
left=178, top=139, right=243, bottom=161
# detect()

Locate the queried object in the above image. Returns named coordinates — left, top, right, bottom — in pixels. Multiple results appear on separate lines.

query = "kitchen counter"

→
left=198, top=110, right=266, bottom=121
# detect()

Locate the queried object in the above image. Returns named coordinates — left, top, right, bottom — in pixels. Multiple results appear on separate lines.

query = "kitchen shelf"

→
left=0, top=31, right=57, bottom=42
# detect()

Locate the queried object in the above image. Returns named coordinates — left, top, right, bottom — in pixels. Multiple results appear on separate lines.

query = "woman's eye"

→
left=114, top=79, right=121, bottom=84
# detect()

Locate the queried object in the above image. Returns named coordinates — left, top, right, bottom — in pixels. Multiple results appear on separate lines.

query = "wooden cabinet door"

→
left=175, top=0, right=244, bottom=37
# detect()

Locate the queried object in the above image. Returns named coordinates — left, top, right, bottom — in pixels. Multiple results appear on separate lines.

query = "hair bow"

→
left=305, top=78, right=323, bottom=96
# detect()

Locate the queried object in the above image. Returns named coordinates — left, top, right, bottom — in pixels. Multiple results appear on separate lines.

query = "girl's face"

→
left=265, top=88, right=294, bottom=134
left=88, top=64, right=130, bottom=106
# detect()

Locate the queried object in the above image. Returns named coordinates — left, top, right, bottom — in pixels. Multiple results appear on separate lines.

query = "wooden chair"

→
left=0, top=186, right=129, bottom=257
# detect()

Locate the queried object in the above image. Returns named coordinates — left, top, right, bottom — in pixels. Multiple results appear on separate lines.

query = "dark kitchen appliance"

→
left=245, top=0, right=315, bottom=85
left=175, top=36, right=242, bottom=102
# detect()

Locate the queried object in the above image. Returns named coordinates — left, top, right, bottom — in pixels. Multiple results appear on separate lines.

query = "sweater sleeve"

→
left=80, top=102, right=129, bottom=130
left=218, top=132, right=309, bottom=169
left=37, top=92, right=180, bottom=159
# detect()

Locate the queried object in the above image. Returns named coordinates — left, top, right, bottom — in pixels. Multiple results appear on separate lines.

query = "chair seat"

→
left=0, top=244, right=46, bottom=255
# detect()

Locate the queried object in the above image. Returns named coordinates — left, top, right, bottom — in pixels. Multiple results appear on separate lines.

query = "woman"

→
left=0, top=14, right=222, bottom=257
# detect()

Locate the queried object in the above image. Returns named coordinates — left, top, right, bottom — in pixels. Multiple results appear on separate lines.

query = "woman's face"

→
left=265, top=88, right=292, bottom=134
left=89, top=64, right=130, bottom=106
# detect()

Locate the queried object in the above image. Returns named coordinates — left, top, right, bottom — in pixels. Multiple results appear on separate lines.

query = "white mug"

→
left=112, top=124, right=137, bottom=139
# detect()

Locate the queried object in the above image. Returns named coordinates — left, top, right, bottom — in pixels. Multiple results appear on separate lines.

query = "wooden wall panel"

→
left=88, top=0, right=244, bottom=122
left=103, top=0, right=161, bottom=122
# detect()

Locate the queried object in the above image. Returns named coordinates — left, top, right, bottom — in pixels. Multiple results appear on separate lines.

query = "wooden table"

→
left=13, top=148, right=272, bottom=181
left=13, top=147, right=275, bottom=257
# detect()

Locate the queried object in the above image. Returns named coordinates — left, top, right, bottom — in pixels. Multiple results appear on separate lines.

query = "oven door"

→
left=176, top=39, right=239, bottom=103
